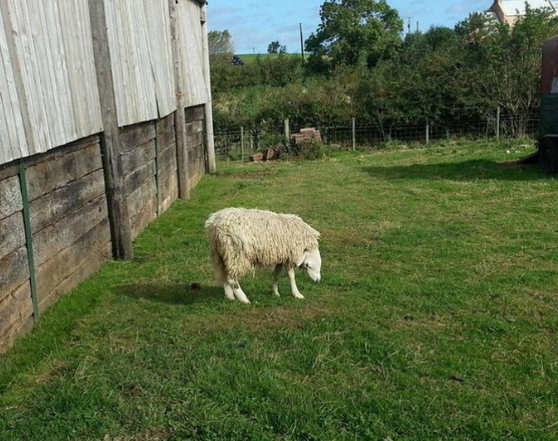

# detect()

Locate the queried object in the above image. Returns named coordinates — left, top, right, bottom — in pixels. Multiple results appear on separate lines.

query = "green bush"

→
left=285, top=140, right=328, bottom=160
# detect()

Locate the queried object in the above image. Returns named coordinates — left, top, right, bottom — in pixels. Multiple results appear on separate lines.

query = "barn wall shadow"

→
left=361, top=159, right=545, bottom=182
left=118, top=283, right=223, bottom=305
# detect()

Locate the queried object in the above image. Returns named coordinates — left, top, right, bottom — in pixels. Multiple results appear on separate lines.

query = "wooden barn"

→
left=0, top=0, right=216, bottom=352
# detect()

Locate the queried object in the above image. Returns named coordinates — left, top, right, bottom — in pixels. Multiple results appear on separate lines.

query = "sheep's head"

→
left=298, top=247, right=321, bottom=282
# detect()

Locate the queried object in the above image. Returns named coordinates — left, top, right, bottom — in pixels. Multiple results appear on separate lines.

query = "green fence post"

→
left=19, top=160, right=40, bottom=322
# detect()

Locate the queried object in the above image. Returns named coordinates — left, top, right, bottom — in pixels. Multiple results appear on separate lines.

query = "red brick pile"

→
left=291, top=127, right=321, bottom=144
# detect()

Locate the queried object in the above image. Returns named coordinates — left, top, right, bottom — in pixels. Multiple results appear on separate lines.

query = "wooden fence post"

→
left=88, top=0, right=133, bottom=260
left=200, top=4, right=216, bottom=173
left=284, top=118, right=290, bottom=145
left=169, top=0, right=191, bottom=200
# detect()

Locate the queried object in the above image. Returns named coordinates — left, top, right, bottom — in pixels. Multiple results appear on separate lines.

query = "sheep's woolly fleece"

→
left=205, top=207, right=320, bottom=281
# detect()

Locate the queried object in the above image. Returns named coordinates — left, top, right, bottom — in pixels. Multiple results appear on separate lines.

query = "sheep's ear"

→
left=295, top=250, right=307, bottom=267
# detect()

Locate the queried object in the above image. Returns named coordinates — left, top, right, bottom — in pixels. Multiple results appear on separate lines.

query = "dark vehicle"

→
left=231, top=55, right=244, bottom=66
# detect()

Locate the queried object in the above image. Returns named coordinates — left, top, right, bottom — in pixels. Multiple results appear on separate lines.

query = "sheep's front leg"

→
left=228, top=278, right=250, bottom=304
left=272, top=264, right=283, bottom=296
left=287, top=267, right=304, bottom=299
left=223, top=282, right=235, bottom=300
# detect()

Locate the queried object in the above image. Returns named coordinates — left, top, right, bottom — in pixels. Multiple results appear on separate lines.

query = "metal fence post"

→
left=19, top=160, right=40, bottom=322
left=426, top=119, right=430, bottom=144
left=241, top=126, right=244, bottom=161
left=352, top=117, right=356, bottom=151
left=496, top=106, right=501, bottom=139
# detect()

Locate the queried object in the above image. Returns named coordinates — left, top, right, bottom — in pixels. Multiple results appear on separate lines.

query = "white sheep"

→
left=205, top=207, right=322, bottom=303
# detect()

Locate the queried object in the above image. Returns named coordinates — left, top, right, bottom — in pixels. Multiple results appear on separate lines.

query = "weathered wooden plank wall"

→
left=186, top=106, right=207, bottom=188
left=0, top=13, right=28, bottom=165
left=0, top=0, right=210, bottom=166
left=120, top=113, right=179, bottom=239
left=3, top=0, right=103, bottom=159
left=0, top=0, right=213, bottom=353
left=104, top=0, right=176, bottom=127
left=0, top=164, right=31, bottom=353
left=176, top=0, right=210, bottom=108
left=27, top=138, right=112, bottom=313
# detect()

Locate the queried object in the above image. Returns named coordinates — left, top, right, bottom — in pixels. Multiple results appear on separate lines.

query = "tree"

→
left=305, top=0, right=403, bottom=69
left=208, top=30, right=234, bottom=56
left=455, top=7, right=558, bottom=134
left=267, top=41, right=287, bottom=53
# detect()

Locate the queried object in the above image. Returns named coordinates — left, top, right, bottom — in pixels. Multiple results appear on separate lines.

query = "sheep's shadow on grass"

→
left=118, top=283, right=224, bottom=305
left=361, top=159, right=545, bottom=182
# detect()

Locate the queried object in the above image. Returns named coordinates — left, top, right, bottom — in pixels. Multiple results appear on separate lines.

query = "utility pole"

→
left=406, top=17, right=412, bottom=35
left=299, top=23, right=305, bottom=61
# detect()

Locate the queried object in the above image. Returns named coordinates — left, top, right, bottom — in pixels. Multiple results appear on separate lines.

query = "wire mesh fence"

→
left=214, top=112, right=540, bottom=159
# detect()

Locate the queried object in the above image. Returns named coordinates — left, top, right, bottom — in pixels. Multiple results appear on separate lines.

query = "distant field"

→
left=236, top=52, right=302, bottom=64
left=1, top=140, right=557, bottom=440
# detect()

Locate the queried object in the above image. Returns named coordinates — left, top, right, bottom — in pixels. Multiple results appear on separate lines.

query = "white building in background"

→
left=487, top=0, right=558, bottom=25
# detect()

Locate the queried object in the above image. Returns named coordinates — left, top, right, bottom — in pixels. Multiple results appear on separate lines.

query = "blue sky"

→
left=207, top=0, right=489, bottom=54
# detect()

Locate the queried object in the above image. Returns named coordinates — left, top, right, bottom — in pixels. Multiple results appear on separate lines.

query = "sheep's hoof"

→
left=293, top=293, right=305, bottom=299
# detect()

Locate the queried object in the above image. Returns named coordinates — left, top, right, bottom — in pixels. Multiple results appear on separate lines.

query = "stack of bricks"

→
left=291, top=128, right=321, bottom=144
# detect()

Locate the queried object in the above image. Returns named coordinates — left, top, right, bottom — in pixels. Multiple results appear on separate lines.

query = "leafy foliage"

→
left=305, top=0, right=403, bottom=69
left=267, top=41, right=287, bottom=54
left=211, top=2, right=558, bottom=140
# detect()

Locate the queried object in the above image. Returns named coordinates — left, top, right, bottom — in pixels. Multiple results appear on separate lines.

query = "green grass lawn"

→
left=1, top=140, right=558, bottom=440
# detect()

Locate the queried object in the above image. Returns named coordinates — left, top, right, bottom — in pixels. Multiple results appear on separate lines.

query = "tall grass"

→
left=1, top=140, right=557, bottom=440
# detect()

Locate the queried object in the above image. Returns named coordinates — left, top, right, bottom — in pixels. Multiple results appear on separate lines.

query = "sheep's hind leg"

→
left=272, top=264, right=283, bottom=296
left=228, top=278, right=250, bottom=304
left=287, top=267, right=304, bottom=299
